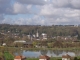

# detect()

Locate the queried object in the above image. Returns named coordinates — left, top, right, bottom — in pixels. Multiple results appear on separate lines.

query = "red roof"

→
left=14, top=56, right=22, bottom=59
left=14, top=55, right=26, bottom=59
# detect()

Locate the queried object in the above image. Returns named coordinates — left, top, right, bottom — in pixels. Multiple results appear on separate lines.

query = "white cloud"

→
left=27, top=5, right=32, bottom=9
left=40, top=4, right=53, bottom=16
left=7, top=15, right=46, bottom=25
left=13, top=2, right=32, bottom=14
left=65, top=10, right=80, bottom=17
left=39, top=1, right=80, bottom=25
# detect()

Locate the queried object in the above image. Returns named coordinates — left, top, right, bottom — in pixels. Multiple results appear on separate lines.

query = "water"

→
left=14, top=49, right=77, bottom=58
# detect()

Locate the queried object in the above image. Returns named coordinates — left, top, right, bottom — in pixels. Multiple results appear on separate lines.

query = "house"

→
left=2, top=43, right=6, bottom=46
left=23, top=41, right=33, bottom=48
left=14, top=40, right=26, bottom=43
left=14, top=55, right=26, bottom=60
left=62, top=54, right=71, bottom=60
left=41, top=33, right=47, bottom=40
left=39, top=55, right=50, bottom=60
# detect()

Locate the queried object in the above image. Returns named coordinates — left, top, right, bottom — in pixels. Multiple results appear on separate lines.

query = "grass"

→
left=26, top=57, right=80, bottom=60
left=50, top=57, right=62, bottom=60
left=26, top=57, right=62, bottom=60
left=27, top=58, right=39, bottom=60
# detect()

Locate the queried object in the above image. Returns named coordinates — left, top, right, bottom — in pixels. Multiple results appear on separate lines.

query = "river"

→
left=14, top=49, right=79, bottom=58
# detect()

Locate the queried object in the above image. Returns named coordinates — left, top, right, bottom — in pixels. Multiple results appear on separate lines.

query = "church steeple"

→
left=36, top=30, right=39, bottom=37
left=36, top=29, right=40, bottom=40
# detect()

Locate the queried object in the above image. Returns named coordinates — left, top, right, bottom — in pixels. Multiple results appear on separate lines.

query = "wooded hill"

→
left=0, top=24, right=80, bottom=37
left=0, top=24, right=80, bottom=48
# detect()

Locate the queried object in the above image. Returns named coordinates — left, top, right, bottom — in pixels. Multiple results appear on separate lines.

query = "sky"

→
left=0, top=0, right=80, bottom=25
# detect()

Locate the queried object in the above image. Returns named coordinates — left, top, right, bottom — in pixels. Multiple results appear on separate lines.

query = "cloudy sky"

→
left=0, top=0, right=80, bottom=25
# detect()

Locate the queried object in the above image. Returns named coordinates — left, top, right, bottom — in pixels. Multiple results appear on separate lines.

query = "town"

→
left=0, top=24, right=80, bottom=48
left=0, top=24, right=80, bottom=60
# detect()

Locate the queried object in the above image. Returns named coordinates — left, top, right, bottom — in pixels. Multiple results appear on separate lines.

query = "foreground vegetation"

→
left=26, top=57, right=62, bottom=60
left=0, top=50, right=80, bottom=60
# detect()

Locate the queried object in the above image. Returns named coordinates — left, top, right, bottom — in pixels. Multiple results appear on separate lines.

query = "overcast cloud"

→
left=0, top=0, right=80, bottom=25
left=16, top=0, right=47, bottom=5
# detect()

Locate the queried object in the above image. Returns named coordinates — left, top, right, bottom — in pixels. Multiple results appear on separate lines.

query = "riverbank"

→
left=0, top=47, right=80, bottom=51
left=0, top=49, right=80, bottom=60
left=17, top=47, right=80, bottom=51
left=27, top=57, right=62, bottom=60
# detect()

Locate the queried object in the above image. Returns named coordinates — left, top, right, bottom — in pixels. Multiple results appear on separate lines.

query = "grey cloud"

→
left=0, top=14, right=4, bottom=20
left=71, top=0, right=80, bottom=9
left=16, top=0, right=46, bottom=5
left=0, top=0, right=15, bottom=15
left=0, top=0, right=33, bottom=15
left=52, top=0, right=80, bottom=9
left=0, top=14, right=5, bottom=24
left=0, top=0, right=10, bottom=4
left=0, top=0, right=10, bottom=13
left=52, top=0, right=70, bottom=7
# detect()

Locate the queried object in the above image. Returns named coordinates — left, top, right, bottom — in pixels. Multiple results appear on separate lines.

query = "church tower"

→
left=36, top=30, right=39, bottom=38
left=36, top=30, right=40, bottom=40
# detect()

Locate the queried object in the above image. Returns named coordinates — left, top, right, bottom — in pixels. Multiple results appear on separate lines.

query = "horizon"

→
left=0, top=23, right=79, bottom=26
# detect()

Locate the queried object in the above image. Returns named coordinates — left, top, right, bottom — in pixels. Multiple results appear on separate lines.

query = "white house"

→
left=62, top=54, right=71, bottom=60
left=2, top=43, right=6, bottom=46
left=42, top=33, right=47, bottom=40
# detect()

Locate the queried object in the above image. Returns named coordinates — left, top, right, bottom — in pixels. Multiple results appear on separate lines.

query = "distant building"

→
left=36, top=30, right=40, bottom=40
left=27, top=35, right=30, bottom=39
left=23, top=41, right=33, bottom=48
left=33, top=34, right=36, bottom=38
left=14, top=40, right=26, bottom=43
left=36, top=30, right=39, bottom=38
left=2, top=43, right=6, bottom=46
left=27, top=34, right=32, bottom=40
left=74, top=25, right=78, bottom=27
left=42, top=33, right=47, bottom=40
left=39, top=55, right=50, bottom=60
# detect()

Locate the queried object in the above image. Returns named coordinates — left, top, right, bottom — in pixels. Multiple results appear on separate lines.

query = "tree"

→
left=53, top=41, right=63, bottom=48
